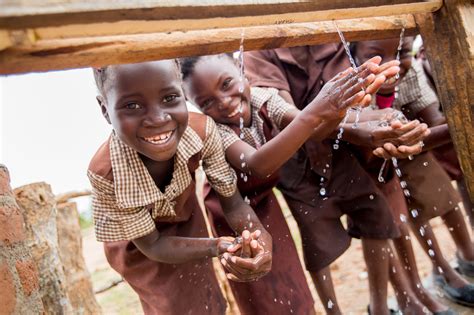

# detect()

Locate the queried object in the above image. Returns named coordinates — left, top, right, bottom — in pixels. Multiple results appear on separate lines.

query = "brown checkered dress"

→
left=88, top=115, right=236, bottom=242
left=217, top=87, right=296, bottom=150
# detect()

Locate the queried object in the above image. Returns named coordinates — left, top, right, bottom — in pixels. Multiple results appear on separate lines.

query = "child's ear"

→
left=96, top=95, right=111, bottom=124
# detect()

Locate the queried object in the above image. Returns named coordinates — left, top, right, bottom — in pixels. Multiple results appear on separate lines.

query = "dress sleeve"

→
left=200, top=117, right=237, bottom=198
left=88, top=170, right=156, bottom=242
left=265, top=88, right=298, bottom=129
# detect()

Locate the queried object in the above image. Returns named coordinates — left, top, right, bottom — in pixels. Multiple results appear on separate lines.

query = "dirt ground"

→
left=82, top=189, right=473, bottom=315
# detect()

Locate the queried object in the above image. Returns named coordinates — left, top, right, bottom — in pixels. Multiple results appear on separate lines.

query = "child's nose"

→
left=143, top=108, right=171, bottom=126
left=217, top=96, right=232, bottom=110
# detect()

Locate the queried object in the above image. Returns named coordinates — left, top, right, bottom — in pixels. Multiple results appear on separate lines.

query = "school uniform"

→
left=390, top=59, right=461, bottom=223
left=88, top=113, right=237, bottom=315
left=205, top=87, right=315, bottom=314
left=244, top=45, right=399, bottom=272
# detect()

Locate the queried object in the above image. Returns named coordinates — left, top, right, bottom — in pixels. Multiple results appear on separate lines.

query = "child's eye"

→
left=163, top=94, right=178, bottom=103
left=222, top=78, right=233, bottom=89
left=126, top=102, right=141, bottom=109
left=202, top=98, right=214, bottom=108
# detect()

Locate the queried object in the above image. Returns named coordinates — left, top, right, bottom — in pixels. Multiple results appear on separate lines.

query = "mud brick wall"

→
left=0, top=165, right=43, bottom=314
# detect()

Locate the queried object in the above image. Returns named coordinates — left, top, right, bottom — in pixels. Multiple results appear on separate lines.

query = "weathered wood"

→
left=0, top=14, right=417, bottom=74
left=0, top=165, right=44, bottom=315
left=0, top=0, right=441, bottom=29
left=415, top=0, right=474, bottom=201
left=14, top=182, right=73, bottom=314
left=55, top=190, right=91, bottom=204
left=56, top=202, right=102, bottom=315
left=2, top=1, right=441, bottom=44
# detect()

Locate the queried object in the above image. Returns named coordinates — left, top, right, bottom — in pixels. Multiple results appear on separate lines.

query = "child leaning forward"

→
left=181, top=53, right=399, bottom=314
left=88, top=60, right=272, bottom=315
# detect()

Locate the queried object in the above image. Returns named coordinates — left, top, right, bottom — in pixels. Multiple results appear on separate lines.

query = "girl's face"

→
left=183, top=56, right=252, bottom=127
left=355, top=38, right=413, bottom=94
left=99, top=60, right=188, bottom=162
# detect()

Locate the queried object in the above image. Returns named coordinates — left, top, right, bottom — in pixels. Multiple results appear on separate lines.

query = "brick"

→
left=15, top=260, right=39, bottom=296
left=0, top=263, right=16, bottom=315
left=0, top=204, right=26, bottom=245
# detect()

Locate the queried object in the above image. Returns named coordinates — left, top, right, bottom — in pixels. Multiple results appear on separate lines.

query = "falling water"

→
left=333, top=21, right=364, bottom=130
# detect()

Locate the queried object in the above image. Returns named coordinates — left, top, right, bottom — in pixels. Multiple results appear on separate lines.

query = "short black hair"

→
left=92, top=66, right=110, bottom=96
left=92, top=60, right=182, bottom=97
left=179, top=53, right=234, bottom=81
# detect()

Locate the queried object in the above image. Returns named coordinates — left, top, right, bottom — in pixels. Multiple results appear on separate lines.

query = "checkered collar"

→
left=110, top=126, right=203, bottom=210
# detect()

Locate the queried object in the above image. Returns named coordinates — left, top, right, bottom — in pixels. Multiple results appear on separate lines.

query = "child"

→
left=242, top=43, right=429, bottom=315
left=88, top=59, right=273, bottom=314
left=352, top=37, right=474, bottom=310
left=181, top=52, right=403, bottom=314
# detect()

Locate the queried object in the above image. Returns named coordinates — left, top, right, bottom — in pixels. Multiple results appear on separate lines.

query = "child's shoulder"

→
left=250, top=86, right=280, bottom=109
left=188, top=111, right=209, bottom=141
left=88, top=137, right=113, bottom=182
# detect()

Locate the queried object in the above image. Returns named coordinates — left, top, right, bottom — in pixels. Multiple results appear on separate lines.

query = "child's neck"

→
left=140, top=154, right=175, bottom=191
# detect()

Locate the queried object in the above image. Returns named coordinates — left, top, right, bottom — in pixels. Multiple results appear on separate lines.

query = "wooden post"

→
left=56, top=201, right=102, bottom=315
left=0, top=165, right=44, bottom=315
left=14, top=182, right=73, bottom=314
left=415, top=0, right=474, bottom=201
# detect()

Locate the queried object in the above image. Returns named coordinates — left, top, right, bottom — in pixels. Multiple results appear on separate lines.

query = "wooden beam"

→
left=0, top=15, right=416, bottom=75
left=26, top=1, right=442, bottom=42
left=0, top=1, right=441, bottom=29
left=415, top=0, right=474, bottom=200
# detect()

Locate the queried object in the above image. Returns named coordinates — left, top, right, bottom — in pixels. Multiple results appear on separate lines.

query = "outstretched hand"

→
left=219, top=229, right=272, bottom=282
left=306, top=56, right=400, bottom=121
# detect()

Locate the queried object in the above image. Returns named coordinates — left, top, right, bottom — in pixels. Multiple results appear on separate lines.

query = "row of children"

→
left=88, top=34, right=473, bottom=314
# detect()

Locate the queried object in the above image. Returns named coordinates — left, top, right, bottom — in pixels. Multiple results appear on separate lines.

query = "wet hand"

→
left=220, top=230, right=272, bottom=282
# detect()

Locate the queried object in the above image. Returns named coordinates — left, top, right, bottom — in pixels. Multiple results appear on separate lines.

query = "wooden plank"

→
left=415, top=0, right=474, bottom=200
left=0, top=14, right=416, bottom=74
left=27, top=1, right=441, bottom=41
left=0, top=0, right=441, bottom=29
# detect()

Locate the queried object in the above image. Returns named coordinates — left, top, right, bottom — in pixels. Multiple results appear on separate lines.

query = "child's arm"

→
left=227, top=59, right=394, bottom=178
left=202, top=117, right=273, bottom=281
left=132, top=231, right=234, bottom=264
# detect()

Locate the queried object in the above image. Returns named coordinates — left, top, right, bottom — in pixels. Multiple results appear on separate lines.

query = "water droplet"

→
left=240, top=153, right=245, bottom=160
left=427, top=239, right=432, bottom=246
left=241, top=162, right=246, bottom=168
left=319, top=188, right=326, bottom=196
left=243, top=175, right=248, bottom=182
left=428, top=249, right=435, bottom=257
left=419, top=226, right=425, bottom=236
left=369, top=194, right=374, bottom=200
left=400, top=180, right=407, bottom=188
left=423, top=162, right=429, bottom=166
left=395, top=168, right=402, bottom=177
left=400, top=214, right=407, bottom=222
left=411, top=209, right=419, bottom=218
left=403, top=189, right=411, bottom=197
left=437, top=266, right=444, bottom=274
left=327, top=299, right=334, bottom=309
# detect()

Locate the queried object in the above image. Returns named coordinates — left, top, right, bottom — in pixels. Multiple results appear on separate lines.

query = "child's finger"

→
left=341, top=90, right=365, bottom=109
left=364, top=74, right=386, bottom=95
left=342, top=73, right=375, bottom=100
left=397, top=124, right=429, bottom=146
left=377, top=60, right=401, bottom=76
left=241, top=230, right=252, bottom=258
left=373, top=147, right=391, bottom=159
